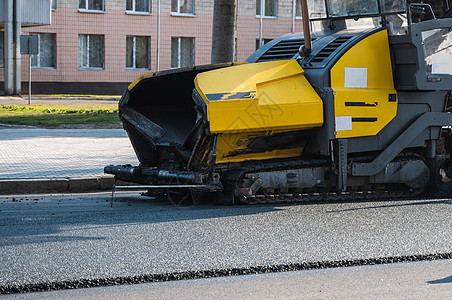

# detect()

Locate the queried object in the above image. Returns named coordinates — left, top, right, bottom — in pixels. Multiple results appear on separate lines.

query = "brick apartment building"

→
left=0, top=0, right=305, bottom=94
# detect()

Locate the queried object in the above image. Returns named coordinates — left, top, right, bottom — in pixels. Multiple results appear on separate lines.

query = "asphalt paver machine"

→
left=106, top=0, right=452, bottom=205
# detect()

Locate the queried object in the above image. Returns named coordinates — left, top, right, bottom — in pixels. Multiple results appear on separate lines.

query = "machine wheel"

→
left=166, top=188, right=205, bottom=206
left=166, top=188, right=191, bottom=206
left=166, top=177, right=205, bottom=206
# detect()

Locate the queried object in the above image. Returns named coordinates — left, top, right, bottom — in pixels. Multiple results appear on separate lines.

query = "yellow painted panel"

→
left=331, top=30, right=397, bottom=139
left=215, top=131, right=305, bottom=164
left=195, top=60, right=324, bottom=134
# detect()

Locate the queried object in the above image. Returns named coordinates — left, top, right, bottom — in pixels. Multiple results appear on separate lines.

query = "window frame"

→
left=78, top=0, right=105, bottom=13
left=126, top=0, right=152, bottom=15
left=78, top=34, right=105, bottom=70
left=30, top=33, right=57, bottom=70
left=255, top=38, right=273, bottom=50
left=256, top=0, right=277, bottom=18
left=295, top=0, right=301, bottom=19
left=0, top=31, right=4, bottom=69
left=126, top=36, right=151, bottom=70
left=170, top=0, right=196, bottom=17
left=171, top=37, right=195, bottom=69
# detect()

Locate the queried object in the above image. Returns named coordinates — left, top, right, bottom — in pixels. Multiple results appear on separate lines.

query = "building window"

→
left=256, top=38, right=273, bottom=50
left=296, top=0, right=302, bottom=17
left=171, top=37, right=194, bottom=68
left=52, top=0, right=57, bottom=10
left=171, top=0, right=194, bottom=15
left=256, top=0, right=277, bottom=17
left=126, top=0, right=151, bottom=13
left=296, top=0, right=327, bottom=18
left=79, top=34, right=104, bottom=69
left=30, top=33, right=56, bottom=69
left=79, top=0, right=104, bottom=11
left=126, top=36, right=150, bottom=69
left=0, top=32, right=4, bottom=68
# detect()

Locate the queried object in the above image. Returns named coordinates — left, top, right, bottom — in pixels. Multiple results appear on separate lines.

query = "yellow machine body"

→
left=194, top=60, right=324, bottom=163
left=331, top=30, right=398, bottom=139
left=107, top=7, right=452, bottom=205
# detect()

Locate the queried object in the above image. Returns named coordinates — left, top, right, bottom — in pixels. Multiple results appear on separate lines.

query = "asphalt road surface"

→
left=0, top=191, right=451, bottom=295
left=2, top=260, right=451, bottom=299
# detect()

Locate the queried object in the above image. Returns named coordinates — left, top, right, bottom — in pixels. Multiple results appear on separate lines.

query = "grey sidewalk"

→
left=0, top=127, right=138, bottom=194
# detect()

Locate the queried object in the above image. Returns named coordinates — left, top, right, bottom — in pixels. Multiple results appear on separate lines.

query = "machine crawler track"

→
left=229, top=152, right=431, bottom=205
left=239, top=189, right=423, bottom=205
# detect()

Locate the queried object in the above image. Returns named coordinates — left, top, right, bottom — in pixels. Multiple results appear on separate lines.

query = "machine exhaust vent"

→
left=308, top=36, right=353, bottom=65
left=257, top=39, right=305, bottom=62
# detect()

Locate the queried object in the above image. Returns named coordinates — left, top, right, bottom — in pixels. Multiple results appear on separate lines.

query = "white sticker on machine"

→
left=344, top=67, right=368, bottom=88
left=432, top=54, right=452, bottom=75
left=335, top=116, right=352, bottom=131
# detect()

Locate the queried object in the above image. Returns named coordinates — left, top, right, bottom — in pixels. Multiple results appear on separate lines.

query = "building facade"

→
left=0, top=0, right=306, bottom=94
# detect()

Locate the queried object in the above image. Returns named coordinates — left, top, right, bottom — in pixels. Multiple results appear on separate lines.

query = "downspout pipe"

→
left=14, top=0, right=21, bottom=94
left=299, top=0, right=312, bottom=56
left=4, top=0, right=14, bottom=95
left=259, top=0, right=263, bottom=47
left=156, top=0, right=160, bottom=71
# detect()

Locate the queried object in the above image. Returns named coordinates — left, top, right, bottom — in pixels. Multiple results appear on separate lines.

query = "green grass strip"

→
left=0, top=104, right=121, bottom=127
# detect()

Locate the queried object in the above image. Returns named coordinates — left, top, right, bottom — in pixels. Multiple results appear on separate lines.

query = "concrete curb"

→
left=0, top=176, right=132, bottom=195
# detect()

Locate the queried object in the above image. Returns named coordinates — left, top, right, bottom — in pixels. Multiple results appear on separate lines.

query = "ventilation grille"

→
left=308, top=36, right=352, bottom=65
left=257, top=39, right=305, bottom=62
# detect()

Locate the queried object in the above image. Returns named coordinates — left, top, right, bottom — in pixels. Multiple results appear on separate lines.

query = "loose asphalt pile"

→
left=2, top=253, right=451, bottom=294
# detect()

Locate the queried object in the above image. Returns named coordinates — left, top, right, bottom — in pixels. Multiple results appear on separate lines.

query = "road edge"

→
left=0, top=176, right=132, bottom=194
